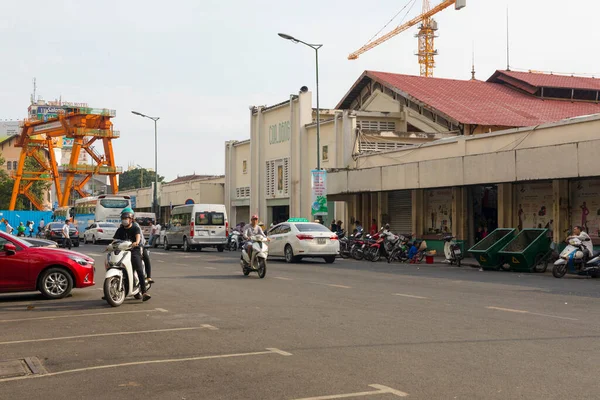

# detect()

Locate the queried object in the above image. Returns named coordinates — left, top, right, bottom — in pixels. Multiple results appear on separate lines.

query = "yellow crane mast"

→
left=348, top=0, right=466, bottom=77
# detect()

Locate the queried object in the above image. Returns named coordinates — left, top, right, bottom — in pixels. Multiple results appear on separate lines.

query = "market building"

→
left=225, top=69, right=600, bottom=251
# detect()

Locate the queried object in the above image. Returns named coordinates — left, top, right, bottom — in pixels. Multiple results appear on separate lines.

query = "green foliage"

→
left=0, top=151, right=51, bottom=210
left=119, top=168, right=165, bottom=191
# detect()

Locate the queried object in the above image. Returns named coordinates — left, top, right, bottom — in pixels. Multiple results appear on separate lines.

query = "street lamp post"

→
left=131, top=111, right=160, bottom=221
left=278, top=33, right=323, bottom=170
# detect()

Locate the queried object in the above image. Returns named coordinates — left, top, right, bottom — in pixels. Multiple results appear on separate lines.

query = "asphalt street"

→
left=1, top=243, right=599, bottom=399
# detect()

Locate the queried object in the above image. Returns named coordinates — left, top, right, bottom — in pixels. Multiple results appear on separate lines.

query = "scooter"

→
left=387, top=235, right=411, bottom=263
left=241, top=235, right=268, bottom=278
left=368, top=230, right=398, bottom=262
left=103, top=240, right=152, bottom=307
left=228, top=230, right=243, bottom=251
left=442, top=235, right=463, bottom=267
left=552, top=237, right=596, bottom=278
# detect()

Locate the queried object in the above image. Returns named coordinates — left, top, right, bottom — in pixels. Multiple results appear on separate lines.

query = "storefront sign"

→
left=269, top=121, right=291, bottom=145
left=311, top=170, right=328, bottom=216
left=425, top=188, right=452, bottom=234
left=571, top=179, right=600, bottom=238
left=516, top=182, right=553, bottom=230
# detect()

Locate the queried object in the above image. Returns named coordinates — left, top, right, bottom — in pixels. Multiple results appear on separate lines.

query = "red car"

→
left=0, top=231, right=95, bottom=299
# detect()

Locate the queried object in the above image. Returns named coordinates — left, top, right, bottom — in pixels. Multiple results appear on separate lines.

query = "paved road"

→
left=1, top=243, right=599, bottom=399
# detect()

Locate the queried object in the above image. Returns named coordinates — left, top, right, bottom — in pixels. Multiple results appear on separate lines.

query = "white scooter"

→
left=552, top=237, right=591, bottom=278
left=240, top=235, right=268, bottom=278
left=103, top=240, right=152, bottom=306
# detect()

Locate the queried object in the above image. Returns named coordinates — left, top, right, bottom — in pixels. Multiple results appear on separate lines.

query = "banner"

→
left=311, top=170, right=328, bottom=216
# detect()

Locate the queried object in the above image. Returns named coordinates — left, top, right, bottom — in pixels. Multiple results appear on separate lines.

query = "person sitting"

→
left=243, top=215, right=268, bottom=259
left=568, top=225, right=593, bottom=259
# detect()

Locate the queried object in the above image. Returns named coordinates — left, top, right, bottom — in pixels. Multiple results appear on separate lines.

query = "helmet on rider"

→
left=121, top=207, right=135, bottom=227
left=250, top=215, right=259, bottom=226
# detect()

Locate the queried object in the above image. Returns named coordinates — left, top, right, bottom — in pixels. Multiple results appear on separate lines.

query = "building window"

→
left=357, top=120, right=396, bottom=131
left=322, top=145, right=329, bottom=162
left=242, top=160, right=247, bottom=174
left=266, top=158, right=289, bottom=197
left=7, top=161, right=11, bottom=170
left=12, top=161, right=17, bottom=170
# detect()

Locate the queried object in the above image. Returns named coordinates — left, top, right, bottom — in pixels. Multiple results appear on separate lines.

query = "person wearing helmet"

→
left=113, top=208, right=150, bottom=301
left=243, top=215, right=268, bottom=259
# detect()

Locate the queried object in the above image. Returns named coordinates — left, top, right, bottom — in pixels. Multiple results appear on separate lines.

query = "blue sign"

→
left=185, top=199, right=195, bottom=205
left=131, top=195, right=137, bottom=209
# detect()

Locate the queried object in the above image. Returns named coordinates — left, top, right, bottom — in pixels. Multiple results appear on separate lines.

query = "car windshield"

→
left=99, top=199, right=129, bottom=209
left=295, top=223, right=331, bottom=232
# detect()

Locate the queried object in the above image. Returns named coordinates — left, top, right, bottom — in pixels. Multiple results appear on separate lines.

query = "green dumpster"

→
left=498, top=229, right=551, bottom=272
left=468, top=229, right=517, bottom=270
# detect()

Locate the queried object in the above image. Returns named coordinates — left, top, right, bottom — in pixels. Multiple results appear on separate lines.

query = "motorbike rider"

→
left=567, top=225, right=593, bottom=259
left=113, top=208, right=151, bottom=301
left=243, top=215, right=269, bottom=259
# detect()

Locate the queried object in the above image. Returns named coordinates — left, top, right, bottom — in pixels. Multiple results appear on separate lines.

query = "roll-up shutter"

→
left=387, top=191, right=412, bottom=235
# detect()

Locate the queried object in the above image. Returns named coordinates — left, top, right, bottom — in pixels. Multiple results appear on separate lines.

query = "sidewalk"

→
left=432, top=256, right=480, bottom=268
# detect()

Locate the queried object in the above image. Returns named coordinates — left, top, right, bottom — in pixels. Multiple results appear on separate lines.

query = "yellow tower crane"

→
left=348, top=0, right=466, bottom=77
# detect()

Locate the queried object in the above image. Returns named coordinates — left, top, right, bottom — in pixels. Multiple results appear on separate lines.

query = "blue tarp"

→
left=0, top=210, right=53, bottom=233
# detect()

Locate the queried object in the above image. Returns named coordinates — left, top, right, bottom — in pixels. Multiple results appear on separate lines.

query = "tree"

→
left=119, top=168, right=165, bottom=191
left=0, top=152, right=51, bottom=210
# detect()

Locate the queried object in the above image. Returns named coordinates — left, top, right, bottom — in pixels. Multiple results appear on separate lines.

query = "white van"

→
left=164, top=204, right=228, bottom=252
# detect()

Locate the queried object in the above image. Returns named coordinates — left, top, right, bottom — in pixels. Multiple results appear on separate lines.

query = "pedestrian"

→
left=330, top=220, right=338, bottom=233
left=370, top=219, right=378, bottom=235
left=62, top=219, right=72, bottom=249
left=149, top=220, right=157, bottom=246
left=38, top=218, right=45, bottom=236
left=17, top=222, right=26, bottom=237
left=481, top=226, right=489, bottom=239
left=2, top=219, right=13, bottom=235
left=27, top=221, right=34, bottom=237
left=337, top=220, right=343, bottom=234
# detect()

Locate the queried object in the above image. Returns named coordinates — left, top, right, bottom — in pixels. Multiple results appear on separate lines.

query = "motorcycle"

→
left=338, top=231, right=352, bottom=258
left=241, top=235, right=268, bottom=278
left=349, top=231, right=366, bottom=260
left=103, top=240, right=152, bottom=307
left=552, top=237, right=595, bottom=278
left=367, top=230, right=398, bottom=262
left=228, top=230, right=243, bottom=251
left=442, top=235, right=463, bottom=267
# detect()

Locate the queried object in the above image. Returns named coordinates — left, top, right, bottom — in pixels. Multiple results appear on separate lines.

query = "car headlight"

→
left=68, top=255, right=89, bottom=266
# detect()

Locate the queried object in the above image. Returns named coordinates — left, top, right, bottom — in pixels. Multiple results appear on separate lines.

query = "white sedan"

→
left=83, top=222, right=119, bottom=244
left=267, top=221, right=339, bottom=263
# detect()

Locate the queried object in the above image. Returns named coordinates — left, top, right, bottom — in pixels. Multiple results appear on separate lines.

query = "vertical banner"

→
left=311, top=170, right=328, bottom=216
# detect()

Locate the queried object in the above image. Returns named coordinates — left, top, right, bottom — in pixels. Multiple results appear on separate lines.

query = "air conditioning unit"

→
left=455, top=0, right=466, bottom=10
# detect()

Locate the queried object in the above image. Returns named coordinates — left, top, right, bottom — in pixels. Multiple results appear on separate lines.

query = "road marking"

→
left=156, top=260, right=165, bottom=263
left=204, top=266, right=217, bottom=270
left=85, top=252, right=102, bottom=257
left=274, top=276, right=293, bottom=281
left=0, top=308, right=167, bottom=323
left=266, top=348, right=293, bottom=356
left=175, top=263, right=188, bottom=266
left=292, top=384, right=408, bottom=399
left=310, top=282, right=352, bottom=289
left=486, top=306, right=578, bottom=321
left=0, top=326, right=216, bottom=346
left=393, top=293, right=428, bottom=299
left=0, top=348, right=291, bottom=383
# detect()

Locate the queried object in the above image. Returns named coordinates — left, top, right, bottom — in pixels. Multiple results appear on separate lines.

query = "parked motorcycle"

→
left=367, top=230, right=398, bottom=262
left=387, top=235, right=411, bottom=263
left=103, top=240, right=152, bottom=307
left=241, top=235, right=268, bottom=278
left=552, top=237, right=595, bottom=278
left=228, top=230, right=243, bottom=251
left=442, top=235, right=463, bottom=267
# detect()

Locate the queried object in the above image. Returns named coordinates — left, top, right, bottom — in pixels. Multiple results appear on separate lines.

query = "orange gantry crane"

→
left=348, top=0, right=467, bottom=77
left=9, top=107, right=121, bottom=210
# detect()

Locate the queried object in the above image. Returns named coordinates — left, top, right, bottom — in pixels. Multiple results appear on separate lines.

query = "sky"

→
left=2, top=0, right=599, bottom=181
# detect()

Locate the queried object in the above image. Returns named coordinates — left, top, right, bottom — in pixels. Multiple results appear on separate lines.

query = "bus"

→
left=52, top=195, right=132, bottom=239
left=135, top=212, right=156, bottom=240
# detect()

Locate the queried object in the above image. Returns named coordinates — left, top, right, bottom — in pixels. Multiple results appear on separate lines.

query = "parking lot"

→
left=2, top=242, right=600, bottom=399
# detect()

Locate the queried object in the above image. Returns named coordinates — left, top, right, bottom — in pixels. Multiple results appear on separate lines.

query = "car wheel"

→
left=74, top=240, right=79, bottom=247
left=284, top=245, right=297, bottom=263
left=164, top=237, right=170, bottom=251
left=324, top=256, right=336, bottom=264
left=39, top=268, right=73, bottom=299
left=217, top=245, right=224, bottom=252
left=183, top=238, right=190, bottom=252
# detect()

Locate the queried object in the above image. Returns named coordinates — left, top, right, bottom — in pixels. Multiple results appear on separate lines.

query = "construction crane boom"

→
left=348, top=0, right=463, bottom=77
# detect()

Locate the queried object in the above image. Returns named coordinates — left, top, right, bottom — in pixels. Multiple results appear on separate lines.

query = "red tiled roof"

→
left=367, top=71, right=600, bottom=127
left=490, top=70, right=600, bottom=91
left=168, top=174, right=222, bottom=184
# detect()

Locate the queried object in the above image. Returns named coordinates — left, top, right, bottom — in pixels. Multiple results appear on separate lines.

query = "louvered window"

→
left=266, top=158, right=289, bottom=197
left=236, top=187, right=250, bottom=198
left=359, top=141, right=408, bottom=153
left=358, top=120, right=396, bottom=131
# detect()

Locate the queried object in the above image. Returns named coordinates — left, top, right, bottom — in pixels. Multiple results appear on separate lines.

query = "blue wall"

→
left=0, top=210, right=53, bottom=232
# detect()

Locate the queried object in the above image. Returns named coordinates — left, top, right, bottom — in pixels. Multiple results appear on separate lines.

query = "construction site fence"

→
left=0, top=210, right=53, bottom=231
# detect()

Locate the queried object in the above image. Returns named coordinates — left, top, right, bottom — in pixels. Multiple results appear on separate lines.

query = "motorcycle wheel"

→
left=533, top=253, right=549, bottom=273
left=104, top=277, right=125, bottom=307
left=371, top=249, right=381, bottom=262
left=364, top=247, right=373, bottom=261
left=552, top=263, right=567, bottom=278
left=229, top=241, right=238, bottom=251
left=243, top=267, right=250, bottom=276
left=257, top=258, right=267, bottom=279
left=351, top=247, right=364, bottom=261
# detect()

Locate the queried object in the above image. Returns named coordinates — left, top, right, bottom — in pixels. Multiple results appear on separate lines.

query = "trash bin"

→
left=498, top=229, right=551, bottom=272
left=468, top=229, right=517, bottom=270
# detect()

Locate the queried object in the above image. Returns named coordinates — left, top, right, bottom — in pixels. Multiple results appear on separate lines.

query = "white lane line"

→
left=156, top=260, right=165, bottom=263
left=310, top=282, right=352, bottom=289
left=266, top=348, right=293, bottom=356
left=204, top=266, right=217, bottom=270
left=273, top=276, right=293, bottom=281
left=0, top=348, right=292, bottom=383
left=0, top=308, right=167, bottom=323
left=0, top=326, right=216, bottom=346
left=175, top=263, right=188, bottom=266
left=292, top=384, right=408, bottom=399
left=486, top=306, right=578, bottom=321
left=85, top=253, right=102, bottom=257
left=393, top=293, right=428, bottom=299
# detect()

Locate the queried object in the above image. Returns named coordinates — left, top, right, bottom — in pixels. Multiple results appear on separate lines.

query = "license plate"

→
left=197, top=231, right=208, bottom=236
left=454, top=249, right=461, bottom=255
left=317, top=238, right=326, bottom=245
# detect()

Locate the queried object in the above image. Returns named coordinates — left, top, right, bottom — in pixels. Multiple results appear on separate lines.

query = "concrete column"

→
left=553, top=179, right=570, bottom=245
left=361, top=193, right=369, bottom=227
left=381, top=192, right=389, bottom=225
left=412, top=189, right=424, bottom=237
left=370, top=193, right=378, bottom=228
left=497, top=183, right=514, bottom=228
left=452, top=187, right=468, bottom=241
